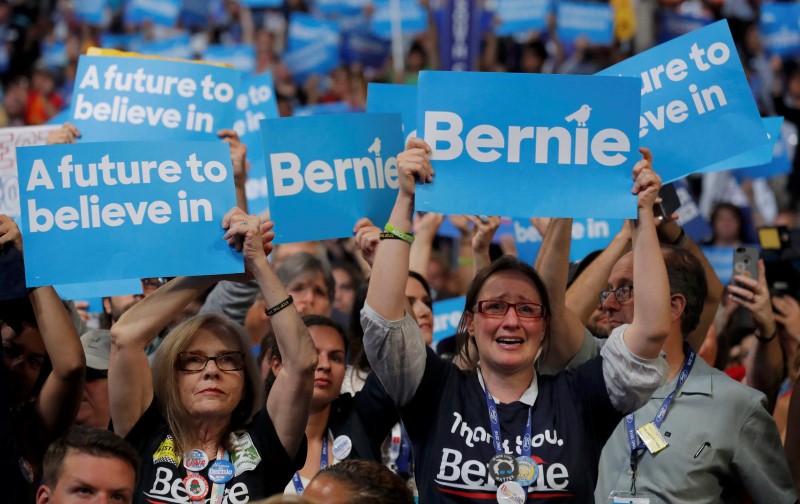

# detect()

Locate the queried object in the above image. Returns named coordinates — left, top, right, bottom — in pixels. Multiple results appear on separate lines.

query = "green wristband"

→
left=384, top=223, right=415, bottom=244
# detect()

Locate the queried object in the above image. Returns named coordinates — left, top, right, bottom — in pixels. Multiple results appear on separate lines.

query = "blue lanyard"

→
left=484, top=383, right=533, bottom=457
left=291, top=434, right=328, bottom=495
left=626, top=343, right=696, bottom=455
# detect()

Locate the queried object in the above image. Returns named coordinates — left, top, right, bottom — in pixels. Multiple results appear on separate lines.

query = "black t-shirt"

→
left=328, top=370, right=400, bottom=463
left=126, top=399, right=307, bottom=504
left=402, top=348, right=621, bottom=503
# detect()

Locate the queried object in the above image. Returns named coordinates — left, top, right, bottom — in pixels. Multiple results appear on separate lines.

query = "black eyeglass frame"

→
left=599, top=285, right=634, bottom=306
left=176, top=351, right=246, bottom=372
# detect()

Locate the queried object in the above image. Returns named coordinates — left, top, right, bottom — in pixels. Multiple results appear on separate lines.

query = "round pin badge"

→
left=183, top=474, right=209, bottom=501
left=18, top=457, right=34, bottom=483
left=333, top=435, right=352, bottom=460
left=496, top=481, right=527, bottom=504
left=208, top=459, right=235, bottom=484
left=514, top=456, right=539, bottom=486
left=488, top=454, right=518, bottom=483
left=183, top=449, right=210, bottom=472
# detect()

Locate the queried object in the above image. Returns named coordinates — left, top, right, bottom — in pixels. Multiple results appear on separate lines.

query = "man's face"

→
left=36, top=451, right=135, bottom=504
left=603, top=253, right=635, bottom=331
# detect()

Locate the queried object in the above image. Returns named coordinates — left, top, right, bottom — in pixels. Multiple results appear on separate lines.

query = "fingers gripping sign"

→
left=0, top=214, right=23, bottom=253
left=397, top=138, right=434, bottom=197
left=631, top=147, right=661, bottom=211
left=222, top=207, right=268, bottom=272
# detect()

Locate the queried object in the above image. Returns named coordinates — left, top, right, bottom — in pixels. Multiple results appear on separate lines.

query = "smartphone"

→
left=733, top=246, right=759, bottom=280
left=656, top=183, right=681, bottom=220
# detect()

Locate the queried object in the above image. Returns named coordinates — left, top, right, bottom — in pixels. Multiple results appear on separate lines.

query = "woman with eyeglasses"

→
left=109, top=207, right=318, bottom=504
left=361, top=139, right=673, bottom=503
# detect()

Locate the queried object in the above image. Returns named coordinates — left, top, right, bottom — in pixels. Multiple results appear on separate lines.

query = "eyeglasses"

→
left=474, top=300, right=546, bottom=319
left=599, top=285, right=634, bottom=306
left=177, top=352, right=246, bottom=372
left=85, top=368, right=108, bottom=382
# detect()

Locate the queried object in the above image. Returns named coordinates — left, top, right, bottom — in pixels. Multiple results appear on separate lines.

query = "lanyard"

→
left=484, top=384, right=532, bottom=458
left=291, top=433, right=328, bottom=495
left=626, top=343, right=695, bottom=492
left=209, top=449, right=228, bottom=504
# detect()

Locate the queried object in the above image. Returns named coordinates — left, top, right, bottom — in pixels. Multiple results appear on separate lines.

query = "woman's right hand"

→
left=222, top=207, right=271, bottom=271
left=353, top=217, right=381, bottom=267
left=46, top=122, right=81, bottom=145
left=397, top=137, right=434, bottom=198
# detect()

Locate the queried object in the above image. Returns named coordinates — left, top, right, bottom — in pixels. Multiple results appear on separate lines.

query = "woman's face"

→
left=2, top=322, right=46, bottom=402
left=177, top=328, right=245, bottom=420
left=466, top=270, right=546, bottom=374
left=713, top=208, right=741, bottom=243
left=309, top=325, right=346, bottom=409
left=332, top=268, right=357, bottom=316
left=406, top=277, right=433, bottom=344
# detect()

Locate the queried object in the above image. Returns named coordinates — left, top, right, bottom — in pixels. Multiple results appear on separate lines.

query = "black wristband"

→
left=265, top=295, right=294, bottom=317
left=755, top=330, right=777, bottom=343
left=671, top=228, right=688, bottom=247
left=379, top=232, right=404, bottom=241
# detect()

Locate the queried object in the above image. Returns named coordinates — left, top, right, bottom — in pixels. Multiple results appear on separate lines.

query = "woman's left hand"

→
left=222, top=207, right=271, bottom=270
left=728, top=259, right=776, bottom=338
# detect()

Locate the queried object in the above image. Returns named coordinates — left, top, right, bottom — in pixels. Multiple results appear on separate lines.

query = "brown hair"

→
left=43, top=425, right=139, bottom=487
left=456, top=256, right=551, bottom=369
left=151, top=313, right=263, bottom=454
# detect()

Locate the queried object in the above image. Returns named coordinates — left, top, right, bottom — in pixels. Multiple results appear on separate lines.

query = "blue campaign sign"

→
left=495, top=0, right=550, bottom=37
left=556, top=1, right=613, bottom=45
left=598, top=20, right=768, bottom=183
left=700, top=246, right=736, bottom=285
left=293, top=101, right=360, bottom=116
left=55, top=278, right=143, bottom=302
left=235, top=72, right=280, bottom=216
left=658, top=11, right=713, bottom=44
left=69, top=55, right=239, bottom=142
left=760, top=3, right=800, bottom=59
left=433, top=296, right=466, bottom=343
left=735, top=117, right=791, bottom=181
left=697, top=116, right=782, bottom=175
left=75, top=0, right=107, bottom=25
left=240, top=0, right=282, bottom=7
left=129, top=33, right=193, bottom=60
left=366, top=83, right=417, bottom=142
left=284, top=14, right=341, bottom=84
left=125, top=0, right=180, bottom=26
left=416, top=71, right=640, bottom=219
left=42, top=42, right=67, bottom=70
left=16, top=141, right=242, bottom=286
left=100, top=33, right=134, bottom=51
left=371, top=0, right=428, bottom=39
left=342, top=32, right=390, bottom=69
left=260, top=113, right=404, bottom=243
left=512, top=217, right=623, bottom=265
left=672, top=178, right=712, bottom=242
left=204, top=44, right=256, bottom=73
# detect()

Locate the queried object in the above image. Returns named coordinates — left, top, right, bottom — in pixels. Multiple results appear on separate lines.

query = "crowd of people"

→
left=2, top=0, right=800, bottom=502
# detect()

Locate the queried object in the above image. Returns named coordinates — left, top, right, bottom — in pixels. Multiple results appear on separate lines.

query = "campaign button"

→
left=496, top=481, right=526, bottom=504
left=183, top=474, right=209, bottom=501
left=208, top=460, right=235, bottom=484
left=183, top=449, right=209, bottom=472
left=515, top=456, right=539, bottom=486
left=333, top=435, right=352, bottom=460
left=488, top=454, right=518, bottom=483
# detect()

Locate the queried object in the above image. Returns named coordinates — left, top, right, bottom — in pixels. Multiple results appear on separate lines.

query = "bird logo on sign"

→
left=565, top=104, right=592, bottom=127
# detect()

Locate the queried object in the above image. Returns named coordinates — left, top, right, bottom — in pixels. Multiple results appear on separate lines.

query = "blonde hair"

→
left=151, top=313, right=263, bottom=454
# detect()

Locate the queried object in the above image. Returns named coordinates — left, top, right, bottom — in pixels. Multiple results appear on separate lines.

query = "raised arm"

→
left=408, top=212, right=444, bottom=279
left=0, top=215, right=86, bottom=439
left=222, top=211, right=318, bottom=457
left=362, top=138, right=434, bottom=405
left=109, top=274, right=222, bottom=437
left=468, top=215, right=500, bottom=275
left=219, top=129, right=249, bottom=213
left=626, top=148, right=672, bottom=358
left=535, top=218, right=588, bottom=370
left=565, top=224, right=631, bottom=325
left=728, top=259, right=784, bottom=409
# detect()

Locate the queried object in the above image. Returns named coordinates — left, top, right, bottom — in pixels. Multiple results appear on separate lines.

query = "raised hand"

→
left=631, top=147, right=661, bottom=211
left=46, top=122, right=81, bottom=145
left=397, top=137, right=434, bottom=198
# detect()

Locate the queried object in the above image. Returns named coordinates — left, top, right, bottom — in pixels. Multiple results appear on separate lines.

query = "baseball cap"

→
left=81, top=329, right=111, bottom=371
